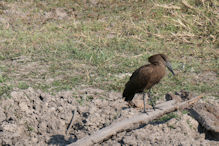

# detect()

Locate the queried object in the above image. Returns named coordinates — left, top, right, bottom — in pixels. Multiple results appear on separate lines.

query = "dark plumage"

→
left=123, top=54, right=175, bottom=112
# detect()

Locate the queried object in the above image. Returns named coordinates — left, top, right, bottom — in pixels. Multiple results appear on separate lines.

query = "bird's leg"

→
left=148, top=89, right=156, bottom=110
left=142, top=92, right=146, bottom=113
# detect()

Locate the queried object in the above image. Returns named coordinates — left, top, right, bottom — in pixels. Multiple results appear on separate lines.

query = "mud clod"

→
left=0, top=87, right=218, bottom=145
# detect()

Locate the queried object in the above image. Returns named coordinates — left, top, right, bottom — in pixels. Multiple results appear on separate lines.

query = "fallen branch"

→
left=68, top=95, right=203, bottom=146
left=190, top=102, right=219, bottom=133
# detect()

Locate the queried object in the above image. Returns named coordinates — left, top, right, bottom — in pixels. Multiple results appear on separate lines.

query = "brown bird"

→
left=122, top=54, right=175, bottom=113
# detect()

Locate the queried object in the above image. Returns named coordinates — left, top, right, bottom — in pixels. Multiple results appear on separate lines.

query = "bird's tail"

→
left=122, top=81, right=135, bottom=102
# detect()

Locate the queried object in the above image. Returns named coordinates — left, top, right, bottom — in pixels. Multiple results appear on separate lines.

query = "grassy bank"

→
left=0, top=0, right=218, bottom=98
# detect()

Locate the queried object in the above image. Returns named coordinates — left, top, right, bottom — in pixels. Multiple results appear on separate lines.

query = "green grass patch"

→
left=0, top=84, right=12, bottom=97
left=153, top=112, right=179, bottom=123
left=18, top=82, right=29, bottom=90
left=0, top=0, right=218, bottom=97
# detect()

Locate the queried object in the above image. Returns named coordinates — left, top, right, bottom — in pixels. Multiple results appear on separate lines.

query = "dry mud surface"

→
left=0, top=87, right=218, bottom=146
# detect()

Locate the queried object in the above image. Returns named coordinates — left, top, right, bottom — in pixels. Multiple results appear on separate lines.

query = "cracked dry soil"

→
left=0, top=87, right=218, bottom=146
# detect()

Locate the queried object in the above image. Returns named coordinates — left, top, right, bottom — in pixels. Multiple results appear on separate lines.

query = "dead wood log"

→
left=68, top=95, right=203, bottom=146
left=190, top=102, right=219, bottom=133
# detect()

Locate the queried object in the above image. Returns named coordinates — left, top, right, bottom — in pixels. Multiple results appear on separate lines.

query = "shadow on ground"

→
left=48, top=135, right=77, bottom=146
left=198, top=124, right=219, bottom=141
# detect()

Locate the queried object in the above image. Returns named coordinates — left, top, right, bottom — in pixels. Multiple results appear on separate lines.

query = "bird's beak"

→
left=166, top=62, right=175, bottom=76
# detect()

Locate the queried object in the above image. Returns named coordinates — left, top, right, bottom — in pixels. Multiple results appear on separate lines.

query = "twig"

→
left=172, top=19, right=188, bottom=29
left=66, top=109, right=77, bottom=135
left=155, top=4, right=181, bottom=10
left=182, top=0, right=195, bottom=10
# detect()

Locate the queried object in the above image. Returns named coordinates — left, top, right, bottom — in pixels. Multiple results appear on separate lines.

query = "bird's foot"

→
left=143, top=109, right=148, bottom=114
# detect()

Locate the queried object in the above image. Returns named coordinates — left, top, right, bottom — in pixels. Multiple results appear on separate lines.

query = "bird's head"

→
left=148, top=54, right=175, bottom=75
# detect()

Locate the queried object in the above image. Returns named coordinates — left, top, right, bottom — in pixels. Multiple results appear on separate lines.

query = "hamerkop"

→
left=123, top=54, right=175, bottom=113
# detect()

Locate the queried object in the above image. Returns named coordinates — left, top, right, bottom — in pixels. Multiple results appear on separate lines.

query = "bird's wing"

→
left=129, top=65, right=154, bottom=88
left=138, top=65, right=153, bottom=80
left=124, top=64, right=154, bottom=94
left=130, top=65, right=152, bottom=79
left=130, top=67, right=141, bottom=80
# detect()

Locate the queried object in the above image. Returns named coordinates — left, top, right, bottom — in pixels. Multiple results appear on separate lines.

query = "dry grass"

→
left=0, top=0, right=218, bottom=99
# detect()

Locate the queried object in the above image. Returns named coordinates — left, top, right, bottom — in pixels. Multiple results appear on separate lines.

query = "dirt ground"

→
left=0, top=86, right=218, bottom=146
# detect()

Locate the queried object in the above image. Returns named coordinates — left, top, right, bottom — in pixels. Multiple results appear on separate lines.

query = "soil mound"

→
left=0, top=87, right=218, bottom=145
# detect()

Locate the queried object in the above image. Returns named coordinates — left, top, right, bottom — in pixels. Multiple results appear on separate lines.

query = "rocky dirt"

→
left=0, top=86, right=218, bottom=146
